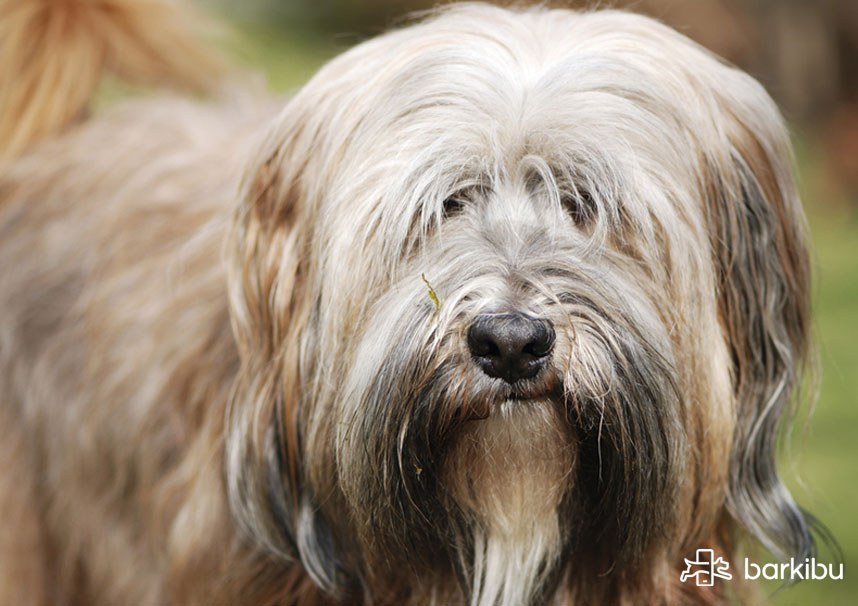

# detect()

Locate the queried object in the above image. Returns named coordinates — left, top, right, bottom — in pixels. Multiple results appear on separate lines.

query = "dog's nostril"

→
left=469, top=338, right=499, bottom=358
left=467, top=313, right=555, bottom=384
left=522, top=330, right=555, bottom=362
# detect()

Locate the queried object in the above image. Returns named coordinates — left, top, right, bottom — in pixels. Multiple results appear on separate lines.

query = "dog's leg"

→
left=0, top=406, right=46, bottom=606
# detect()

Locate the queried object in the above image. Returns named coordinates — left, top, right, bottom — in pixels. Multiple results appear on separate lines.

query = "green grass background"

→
left=764, top=137, right=858, bottom=605
left=221, top=16, right=857, bottom=605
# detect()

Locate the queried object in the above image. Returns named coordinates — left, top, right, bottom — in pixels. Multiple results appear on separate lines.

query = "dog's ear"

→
left=224, top=117, right=353, bottom=594
left=702, top=80, right=818, bottom=560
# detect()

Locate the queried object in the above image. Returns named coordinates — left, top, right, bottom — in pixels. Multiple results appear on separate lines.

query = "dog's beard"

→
left=443, top=401, right=573, bottom=606
left=329, top=256, right=685, bottom=605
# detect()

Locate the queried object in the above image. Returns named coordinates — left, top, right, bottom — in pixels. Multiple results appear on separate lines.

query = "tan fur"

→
left=444, top=403, right=575, bottom=606
left=0, top=0, right=227, bottom=162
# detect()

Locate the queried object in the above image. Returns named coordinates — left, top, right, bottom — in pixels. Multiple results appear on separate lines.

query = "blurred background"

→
left=202, top=1, right=856, bottom=603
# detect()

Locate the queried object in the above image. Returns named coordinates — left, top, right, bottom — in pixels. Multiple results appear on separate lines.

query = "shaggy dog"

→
left=0, top=1, right=822, bottom=604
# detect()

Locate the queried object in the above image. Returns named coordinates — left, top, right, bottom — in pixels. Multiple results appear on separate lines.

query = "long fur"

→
left=0, top=0, right=226, bottom=162
left=0, top=2, right=819, bottom=605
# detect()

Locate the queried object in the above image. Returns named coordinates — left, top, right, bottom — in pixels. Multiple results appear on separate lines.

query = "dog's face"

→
left=226, top=6, right=813, bottom=604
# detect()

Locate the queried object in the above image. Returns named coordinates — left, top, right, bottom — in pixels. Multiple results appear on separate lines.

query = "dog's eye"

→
left=442, top=196, right=465, bottom=220
left=561, top=190, right=596, bottom=225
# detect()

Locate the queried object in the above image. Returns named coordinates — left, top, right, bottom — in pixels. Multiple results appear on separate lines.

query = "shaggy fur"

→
left=0, top=1, right=821, bottom=604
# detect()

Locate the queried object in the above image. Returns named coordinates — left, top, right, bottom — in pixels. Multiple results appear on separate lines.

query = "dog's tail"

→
left=0, top=0, right=227, bottom=161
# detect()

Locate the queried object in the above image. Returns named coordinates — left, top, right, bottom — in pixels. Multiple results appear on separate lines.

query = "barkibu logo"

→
left=680, top=549, right=844, bottom=585
left=681, top=549, right=733, bottom=586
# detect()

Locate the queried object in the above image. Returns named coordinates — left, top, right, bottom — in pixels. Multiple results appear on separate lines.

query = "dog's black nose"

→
left=467, top=313, right=555, bottom=384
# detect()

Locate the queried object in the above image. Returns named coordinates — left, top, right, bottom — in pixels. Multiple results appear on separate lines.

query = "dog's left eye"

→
left=561, top=190, right=596, bottom=225
left=442, top=196, right=466, bottom=220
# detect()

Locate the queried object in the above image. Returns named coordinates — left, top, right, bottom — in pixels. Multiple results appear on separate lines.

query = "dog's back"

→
left=0, top=2, right=280, bottom=603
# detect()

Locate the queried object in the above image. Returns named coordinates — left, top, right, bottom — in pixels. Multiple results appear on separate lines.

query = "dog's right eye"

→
left=561, top=189, right=596, bottom=226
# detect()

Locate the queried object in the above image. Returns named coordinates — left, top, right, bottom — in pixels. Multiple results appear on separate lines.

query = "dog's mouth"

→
left=428, top=363, right=566, bottom=434
left=504, top=378, right=560, bottom=402
left=506, top=392, right=531, bottom=401
left=483, top=367, right=564, bottom=407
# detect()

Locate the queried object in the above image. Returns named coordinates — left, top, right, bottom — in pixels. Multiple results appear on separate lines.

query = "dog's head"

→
left=225, top=5, right=814, bottom=603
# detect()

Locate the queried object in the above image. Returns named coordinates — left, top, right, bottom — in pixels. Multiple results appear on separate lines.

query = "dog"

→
left=0, top=1, right=822, bottom=604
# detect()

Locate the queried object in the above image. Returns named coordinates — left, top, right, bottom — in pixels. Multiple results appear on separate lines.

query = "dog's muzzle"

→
left=467, top=312, right=555, bottom=384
